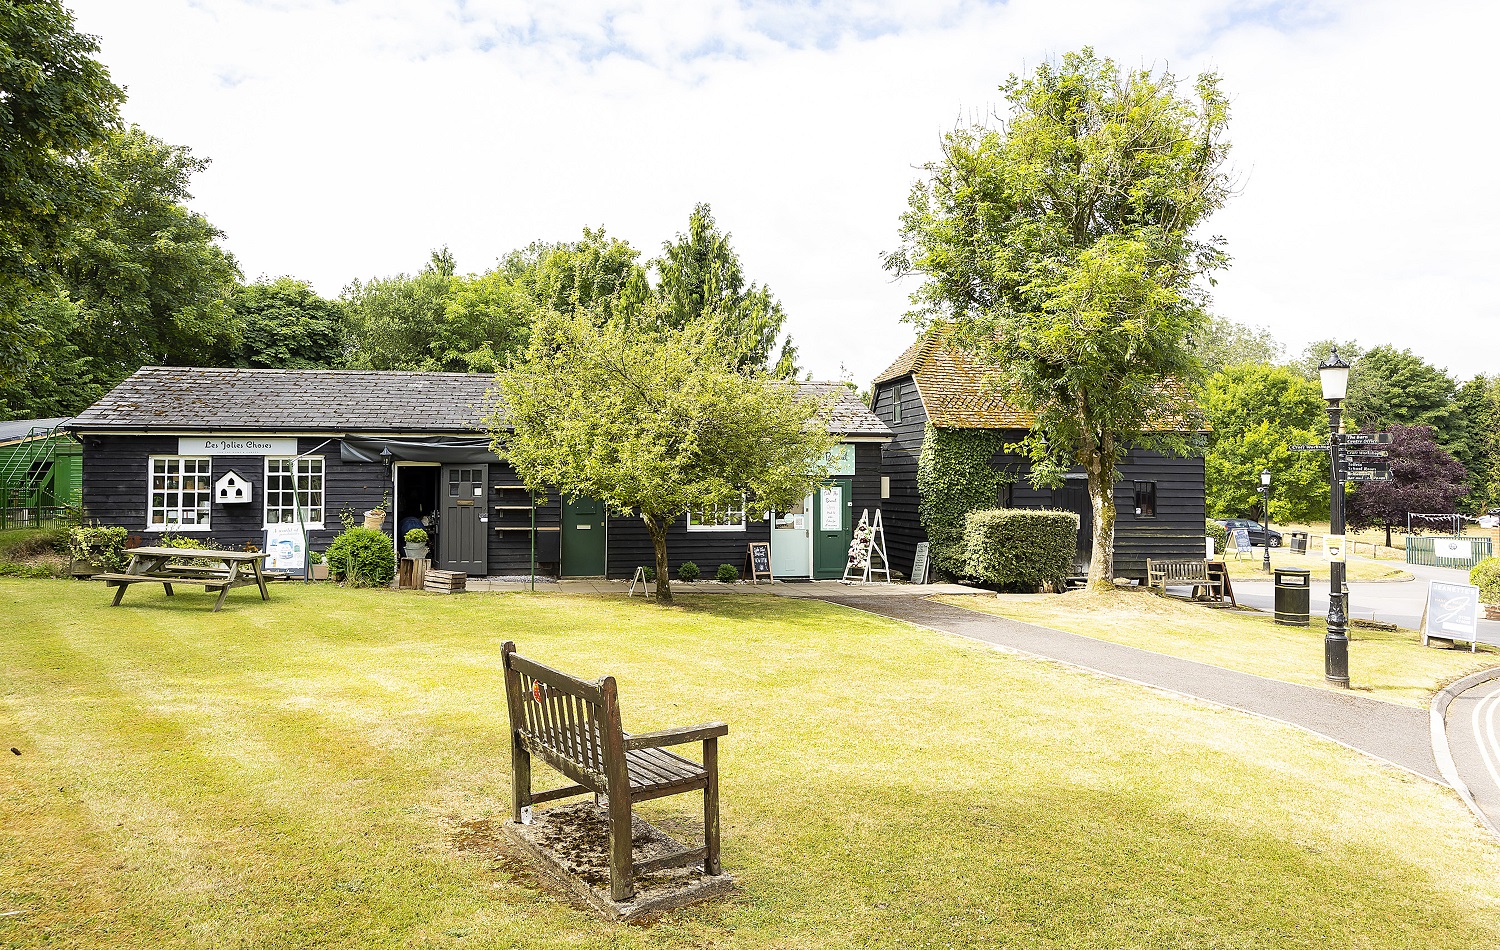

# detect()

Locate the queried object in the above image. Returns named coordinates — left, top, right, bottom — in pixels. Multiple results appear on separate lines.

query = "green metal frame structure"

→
left=0, top=423, right=82, bottom=529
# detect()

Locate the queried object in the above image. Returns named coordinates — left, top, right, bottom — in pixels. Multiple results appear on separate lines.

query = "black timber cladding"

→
left=871, top=375, right=1206, bottom=581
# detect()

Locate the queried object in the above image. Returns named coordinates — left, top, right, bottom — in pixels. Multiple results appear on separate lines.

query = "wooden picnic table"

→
left=94, top=546, right=270, bottom=612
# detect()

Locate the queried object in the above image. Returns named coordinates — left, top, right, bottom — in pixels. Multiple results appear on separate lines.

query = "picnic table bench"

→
left=501, top=641, right=727, bottom=902
left=94, top=546, right=270, bottom=612
left=1146, top=558, right=1225, bottom=604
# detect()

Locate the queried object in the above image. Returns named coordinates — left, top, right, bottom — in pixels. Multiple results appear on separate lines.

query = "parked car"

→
left=1217, top=518, right=1283, bottom=548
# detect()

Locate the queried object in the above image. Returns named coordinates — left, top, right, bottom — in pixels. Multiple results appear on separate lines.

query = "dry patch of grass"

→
left=935, top=587, right=1495, bottom=706
left=1219, top=553, right=1412, bottom=582
left=4, top=579, right=1500, bottom=948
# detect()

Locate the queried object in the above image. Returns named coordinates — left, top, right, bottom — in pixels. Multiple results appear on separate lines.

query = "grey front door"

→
left=440, top=464, right=487, bottom=576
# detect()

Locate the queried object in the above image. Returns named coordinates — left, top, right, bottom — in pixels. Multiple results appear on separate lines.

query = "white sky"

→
left=67, top=0, right=1500, bottom=385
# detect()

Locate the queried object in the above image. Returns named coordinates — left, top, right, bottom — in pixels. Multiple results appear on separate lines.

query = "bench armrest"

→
left=624, top=722, right=729, bottom=750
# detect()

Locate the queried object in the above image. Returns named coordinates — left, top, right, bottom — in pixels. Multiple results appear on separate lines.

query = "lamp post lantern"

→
left=1318, top=348, right=1352, bottom=687
left=1260, top=469, right=1272, bottom=575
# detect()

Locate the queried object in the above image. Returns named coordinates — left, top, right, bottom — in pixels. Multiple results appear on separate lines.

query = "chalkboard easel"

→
left=745, top=541, right=772, bottom=584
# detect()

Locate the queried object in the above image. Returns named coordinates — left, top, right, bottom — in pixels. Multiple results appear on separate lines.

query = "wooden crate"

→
left=424, top=569, right=466, bottom=594
left=399, top=558, right=430, bottom=590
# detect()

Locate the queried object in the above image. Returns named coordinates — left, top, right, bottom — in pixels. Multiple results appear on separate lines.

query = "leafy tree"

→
left=654, top=204, right=798, bottom=375
left=502, top=228, right=649, bottom=323
left=1203, top=364, right=1329, bottom=522
left=0, top=293, right=103, bottom=419
left=227, top=277, right=346, bottom=368
left=1343, top=346, right=1459, bottom=447
left=491, top=307, right=837, bottom=605
left=63, top=126, right=242, bottom=379
left=1450, top=374, right=1499, bottom=513
left=1289, top=339, right=1364, bottom=382
left=0, top=0, right=123, bottom=378
left=1195, top=315, right=1283, bottom=373
left=886, top=49, right=1232, bottom=589
left=1345, top=424, right=1467, bottom=547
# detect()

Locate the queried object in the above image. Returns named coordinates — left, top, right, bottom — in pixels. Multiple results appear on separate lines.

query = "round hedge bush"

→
left=1471, top=556, right=1500, bottom=603
left=1206, top=519, right=1228, bottom=556
left=677, top=561, right=701, bottom=582
left=326, top=527, right=396, bottom=587
left=716, top=563, right=739, bottom=583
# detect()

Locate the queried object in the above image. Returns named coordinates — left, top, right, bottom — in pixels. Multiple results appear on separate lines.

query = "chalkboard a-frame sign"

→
left=745, top=542, right=772, bottom=584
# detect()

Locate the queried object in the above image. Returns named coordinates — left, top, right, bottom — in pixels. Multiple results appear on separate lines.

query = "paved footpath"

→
left=811, top=593, right=1443, bottom=783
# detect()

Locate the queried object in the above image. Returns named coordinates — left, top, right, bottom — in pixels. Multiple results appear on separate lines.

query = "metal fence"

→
left=1405, top=535, right=1494, bottom=569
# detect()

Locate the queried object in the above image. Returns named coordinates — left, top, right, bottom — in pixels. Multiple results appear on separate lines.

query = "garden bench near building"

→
left=1146, top=558, right=1225, bottom=604
left=500, top=642, right=728, bottom=907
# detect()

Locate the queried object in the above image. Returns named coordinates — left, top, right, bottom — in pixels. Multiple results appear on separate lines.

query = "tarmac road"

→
left=1441, top=673, right=1500, bottom=834
left=1230, top=556, right=1500, bottom=648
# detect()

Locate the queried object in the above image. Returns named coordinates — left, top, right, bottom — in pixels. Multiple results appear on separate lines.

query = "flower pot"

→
left=311, top=563, right=329, bottom=581
left=363, top=510, right=387, bottom=530
left=1485, top=603, right=1500, bottom=622
left=406, top=543, right=429, bottom=561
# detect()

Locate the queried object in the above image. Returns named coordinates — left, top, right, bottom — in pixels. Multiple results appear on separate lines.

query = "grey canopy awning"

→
left=340, top=436, right=501, bottom=465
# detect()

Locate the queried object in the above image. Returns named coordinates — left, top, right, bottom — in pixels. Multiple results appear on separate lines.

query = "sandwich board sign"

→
left=1231, top=528, right=1251, bottom=558
left=264, top=525, right=306, bottom=572
left=744, top=541, right=772, bottom=584
left=1422, top=580, right=1481, bottom=652
left=911, top=541, right=931, bottom=585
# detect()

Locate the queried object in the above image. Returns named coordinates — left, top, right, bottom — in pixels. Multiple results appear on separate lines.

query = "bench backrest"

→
left=1148, top=559, right=1212, bottom=583
left=501, top=641, right=623, bottom=790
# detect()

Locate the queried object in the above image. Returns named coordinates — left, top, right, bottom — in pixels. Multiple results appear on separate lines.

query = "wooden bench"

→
left=501, top=642, right=727, bottom=902
left=96, top=547, right=270, bottom=612
left=1146, top=558, right=1224, bottom=603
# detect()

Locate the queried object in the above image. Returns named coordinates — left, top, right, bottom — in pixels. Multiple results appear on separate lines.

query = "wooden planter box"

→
left=1485, top=603, right=1500, bottom=622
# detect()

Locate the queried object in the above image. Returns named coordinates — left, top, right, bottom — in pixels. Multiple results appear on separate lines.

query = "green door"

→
left=812, top=478, right=853, bottom=579
left=561, top=495, right=606, bottom=576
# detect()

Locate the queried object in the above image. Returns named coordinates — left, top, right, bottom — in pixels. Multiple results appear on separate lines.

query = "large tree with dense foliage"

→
left=654, top=204, right=798, bottom=376
left=502, top=228, right=649, bottom=323
left=1346, top=424, right=1468, bottom=547
left=491, top=307, right=836, bottom=605
left=0, top=0, right=123, bottom=380
left=1196, top=315, right=1283, bottom=374
left=1203, top=364, right=1329, bottom=522
left=1450, top=374, right=1499, bottom=513
left=886, top=49, right=1232, bottom=589
left=1344, top=345, right=1459, bottom=448
left=226, top=277, right=346, bottom=369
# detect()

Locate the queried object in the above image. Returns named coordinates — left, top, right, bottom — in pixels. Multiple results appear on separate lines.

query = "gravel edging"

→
left=1430, top=667, right=1500, bottom=840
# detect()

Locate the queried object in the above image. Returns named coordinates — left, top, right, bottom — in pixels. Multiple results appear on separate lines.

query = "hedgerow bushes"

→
left=1206, top=519, right=1228, bottom=556
left=917, top=425, right=1013, bottom=578
left=326, top=527, right=396, bottom=587
left=1472, top=557, right=1500, bottom=603
left=963, top=508, right=1078, bottom=592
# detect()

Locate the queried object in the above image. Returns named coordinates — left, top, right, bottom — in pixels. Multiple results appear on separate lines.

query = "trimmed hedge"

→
left=1205, top=519, right=1228, bottom=556
left=963, top=508, right=1078, bottom=592
left=1472, top=557, right=1500, bottom=603
left=716, top=563, right=739, bottom=583
left=678, top=561, right=701, bottom=582
left=326, top=527, right=396, bottom=587
left=917, top=425, right=1014, bottom=579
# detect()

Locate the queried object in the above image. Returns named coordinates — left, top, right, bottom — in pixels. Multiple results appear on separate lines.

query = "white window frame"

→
left=686, top=496, right=748, bottom=532
left=264, top=455, right=325, bottom=529
left=146, top=455, right=213, bottom=531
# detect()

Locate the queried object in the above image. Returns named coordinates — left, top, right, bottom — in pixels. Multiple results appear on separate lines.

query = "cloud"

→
left=69, top=0, right=1500, bottom=383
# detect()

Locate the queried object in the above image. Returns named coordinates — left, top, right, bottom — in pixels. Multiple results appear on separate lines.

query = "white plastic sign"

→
left=1435, top=538, right=1473, bottom=559
left=264, top=525, right=305, bottom=571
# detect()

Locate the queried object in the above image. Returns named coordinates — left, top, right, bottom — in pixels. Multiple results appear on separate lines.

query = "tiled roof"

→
left=873, top=332, right=1198, bottom=431
left=70, top=367, right=501, bottom=432
left=70, top=367, right=891, bottom=438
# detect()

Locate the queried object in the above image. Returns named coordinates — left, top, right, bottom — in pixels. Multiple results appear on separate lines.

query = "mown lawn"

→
left=4, top=579, right=1500, bottom=948
left=935, top=588, right=1496, bottom=706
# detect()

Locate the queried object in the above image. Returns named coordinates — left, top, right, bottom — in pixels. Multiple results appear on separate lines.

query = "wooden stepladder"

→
left=841, top=509, right=892, bottom=584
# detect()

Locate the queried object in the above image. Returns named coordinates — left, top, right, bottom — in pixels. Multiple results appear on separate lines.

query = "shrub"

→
left=309, top=550, right=326, bottom=565
left=326, top=527, right=396, bottom=587
left=917, top=426, right=1014, bottom=578
left=68, top=524, right=128, bottom=573
left=716, top=563, right=739, bottom=583
left=1205, top=519, right=1228, bottom=556
left=404, top=528, right=428, bottom=545
left=678, top=561, right=701, bottom=582
left=1472, top=557, right=1500, bottom=603
left=642, top=565, right=656, bottom=582
left=963, top=508, right=1078, bottom=592
left=0, top=525, right=69, bottom=561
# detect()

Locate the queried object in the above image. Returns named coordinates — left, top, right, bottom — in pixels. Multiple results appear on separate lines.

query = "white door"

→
left=771, top=494, right=812, bottom=578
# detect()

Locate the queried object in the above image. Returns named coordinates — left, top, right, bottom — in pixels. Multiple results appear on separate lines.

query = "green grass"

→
left=4, top=579, right=1500, bottom=948
left=1218, top=552, right=1412, bottom=581
left=935, top=588, right=1495, bottom=706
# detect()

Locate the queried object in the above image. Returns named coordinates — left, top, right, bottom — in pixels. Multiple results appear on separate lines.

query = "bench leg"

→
left=110, top=582, right=127, bottom=606
left=608, top=792, right=635, bottom=903
left=164, top=583, right=173, bottom=596
left=703, top=737, right=721, bottom=876
left=212, top=585, right=230, bottom=612
left=511, top=737, right=532, bottom=824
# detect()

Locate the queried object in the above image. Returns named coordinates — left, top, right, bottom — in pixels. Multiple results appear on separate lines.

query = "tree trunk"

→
left=1084, top=440, right=1117, bottom=591
left=1384, top=522, right=1392, bottom=549
left=643, top=513, right=672, bottom=606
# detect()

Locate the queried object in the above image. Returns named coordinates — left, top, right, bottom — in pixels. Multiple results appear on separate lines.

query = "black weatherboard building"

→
left=69, top=367, right=889, bottom=580
left=870, top=335, right=1207, bottom=581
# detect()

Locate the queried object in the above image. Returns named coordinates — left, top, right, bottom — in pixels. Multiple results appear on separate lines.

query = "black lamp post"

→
left=1319, top=348, right=1352, bottom=687
left=1260, top=469, right=1272, bottom=574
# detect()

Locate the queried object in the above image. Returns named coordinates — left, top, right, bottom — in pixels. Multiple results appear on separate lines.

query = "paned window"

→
left=892, top=381, right=903, bottom=423
left=687, top=498, right=747, bottom=531
left=1133, top=481, right=1157, bottom=518
left=148, top=456, right=212, bottom=530
left=265, top=456, right=324, bottom=527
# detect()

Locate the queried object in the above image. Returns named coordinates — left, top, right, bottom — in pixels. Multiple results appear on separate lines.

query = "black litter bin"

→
left=1274, top=568, right=1311, bottom=626
left=1289, top=531, right=1309, bottom=555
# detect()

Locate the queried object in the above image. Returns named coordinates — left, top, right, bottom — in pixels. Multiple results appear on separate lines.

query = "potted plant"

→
left=404, top=527, right=430, bottom=561
left=364, top=490, right=390, bottom=530
left=309, top=550, right=329, bottom=581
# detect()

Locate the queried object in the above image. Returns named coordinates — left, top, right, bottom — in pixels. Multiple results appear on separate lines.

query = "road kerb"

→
left=1430, top=666, right=1500, bottom=841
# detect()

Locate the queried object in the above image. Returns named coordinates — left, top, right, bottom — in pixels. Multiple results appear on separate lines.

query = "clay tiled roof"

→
left=873, top=333, right=1199, bottom=431
left=70, top=367, right=891, bottom=438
